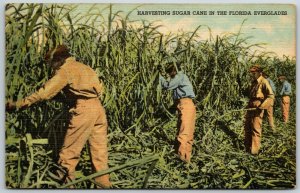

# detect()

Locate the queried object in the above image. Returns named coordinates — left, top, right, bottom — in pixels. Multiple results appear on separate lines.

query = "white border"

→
left=1, top=0, right=298, bottom=193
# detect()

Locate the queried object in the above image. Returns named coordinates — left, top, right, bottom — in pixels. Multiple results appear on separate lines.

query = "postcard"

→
left=5, top=3, right=296, bottom=189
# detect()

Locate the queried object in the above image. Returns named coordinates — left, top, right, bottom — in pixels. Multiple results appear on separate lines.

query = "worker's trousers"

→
left=58, top=98, right=111, bottom=188
left=266, top=99, right=275, bottom=130
left=176, top=98, right=196, bottom=162
left=244, top=107, right=264, bottom=155
left=281, top=96, right=290, bottom=123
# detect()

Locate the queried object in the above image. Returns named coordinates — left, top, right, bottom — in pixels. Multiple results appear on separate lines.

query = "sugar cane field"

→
left=5, top=4, right=296, bottom=189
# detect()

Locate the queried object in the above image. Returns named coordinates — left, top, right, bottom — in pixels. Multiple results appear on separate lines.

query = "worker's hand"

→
left=157, top=64, right=163, bottom=72
left=257, top=106, right=263, bottom=110
left=251, top=100, right=261, bottom=108
left=6, top=100, right=17, bottom=112
left=157, top=65, right=167, bottom=77
left=258, top=104, right=268, bottom=110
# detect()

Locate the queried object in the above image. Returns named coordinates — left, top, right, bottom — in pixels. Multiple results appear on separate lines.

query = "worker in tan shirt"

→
left=262, top=72, right=276, bottom=131
left=244, top=64, right=274, bottom=155
left=6, top=45, right=111, bottom=188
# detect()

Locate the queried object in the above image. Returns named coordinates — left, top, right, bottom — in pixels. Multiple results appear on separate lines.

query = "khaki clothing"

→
left=244, top=109, right=264, bottom=154
left=248, top=76, right=274, bottom=109
left=59, top=98, right=110, bottom=187
left=244, top=75, right=274, bottom=154
left=266, top=102, right=275, bottom=130
left=281, top=96, right=290, bottom=123
left=279, top=80, right=291, bottom=123
left=15, top=57, right=110, bottom=187
left=16, top=57, right=104, bottom=108
left=176, top=98, right=196, bottom=162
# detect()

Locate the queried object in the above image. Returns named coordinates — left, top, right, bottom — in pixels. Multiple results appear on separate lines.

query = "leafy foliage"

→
left=5, top=3, right=296, bottom=189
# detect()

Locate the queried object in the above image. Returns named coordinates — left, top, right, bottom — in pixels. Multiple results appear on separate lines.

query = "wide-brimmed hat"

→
left=278, top=75, right=286, bottom=80
left=249, top=64, right=262, bottom=72
left=44, top=45, right=71, bottom=62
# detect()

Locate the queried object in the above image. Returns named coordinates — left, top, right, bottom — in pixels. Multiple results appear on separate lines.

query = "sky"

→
left=73, top=3, right=296, bottom=58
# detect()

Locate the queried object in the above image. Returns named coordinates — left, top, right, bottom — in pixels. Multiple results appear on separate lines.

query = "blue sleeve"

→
left=280, top=85, right=284, bottom=96
left=159, top=75, right=168, bottom=89
left=269, top=80, right=276, bottom=93
left=285, top=83, right=292, bottom=94
left=159, top=73, right=182, bottom=90
left=280, top=82, right=292, bottom=95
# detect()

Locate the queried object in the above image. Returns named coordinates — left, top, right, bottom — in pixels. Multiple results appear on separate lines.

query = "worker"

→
left=262, top=72, right=276, bottom=131
left=278, top=75, right=292, bottom=123
left=6, top=45, right=111, bottom=188
left=244, top=64, right=274, bottom=155
left=158, top=61, right=196, bottom=163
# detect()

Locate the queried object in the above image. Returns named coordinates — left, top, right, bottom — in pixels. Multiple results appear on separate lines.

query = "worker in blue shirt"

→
left=159, top=61, right=196, bottom=163
left=267, top=76, right=276, bottom=94
left=278, top=75, right=292, bottom=123
left=262, top=72, right=276, bottom=131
